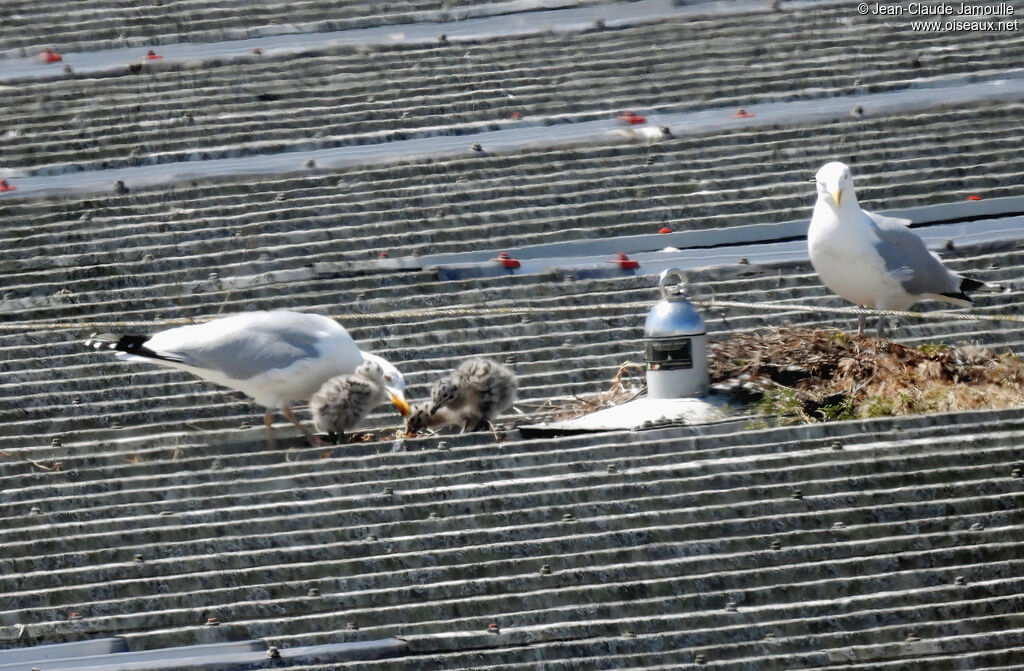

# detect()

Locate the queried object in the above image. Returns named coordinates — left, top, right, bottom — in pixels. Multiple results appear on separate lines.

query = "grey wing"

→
left=147, top=319, right=324, bottom=380
left=866, top=210, right=958, bottom=296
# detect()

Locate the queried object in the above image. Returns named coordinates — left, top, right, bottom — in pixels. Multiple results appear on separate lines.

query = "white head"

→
left=815, top=161, right=856, bottom=209
left=361, top=352, right=409, bottom=416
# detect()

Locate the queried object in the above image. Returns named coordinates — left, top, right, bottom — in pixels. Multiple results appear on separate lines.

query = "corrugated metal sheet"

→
left=2, top=1, right=1024, bottom=668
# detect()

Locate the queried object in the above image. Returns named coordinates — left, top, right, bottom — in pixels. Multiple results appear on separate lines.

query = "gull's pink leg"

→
left=264, top=411, right=277, bottom=449
left=282, top=404, right=323, bottom=447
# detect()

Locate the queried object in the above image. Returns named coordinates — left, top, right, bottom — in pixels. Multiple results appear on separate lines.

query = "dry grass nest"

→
left=710, top=328, right=1024, bottom=423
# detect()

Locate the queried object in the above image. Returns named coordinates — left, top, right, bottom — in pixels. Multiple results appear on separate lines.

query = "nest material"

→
left=709, top=328, right=1024, bottom=423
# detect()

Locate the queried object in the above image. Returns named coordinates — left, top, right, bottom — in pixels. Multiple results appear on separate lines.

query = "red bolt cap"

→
left=492, top=252, right=521, bottom=269
left=658, top=227, right=672, bottom=234
left=608, top=252, right=640, bottom=270
left=617, top=110, right=646, bottom=125
left=69, top=612, right=80, bottom=619
left=0, top=180, right=16, bottom=192
left=39, top=49, right=63, bottom=63
left=487, top=623, right=500, bottom=633
left=146, top=50, right=163, bottom=60
left=251, top=47, right=263, bottom=55
left=966, top=194, right=982, bottom=201
left=732, top=108, right=755, bottom=118
left=379, top=251, right=389, bottom=258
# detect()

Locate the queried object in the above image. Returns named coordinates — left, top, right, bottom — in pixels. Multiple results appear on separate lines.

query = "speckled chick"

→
left=404, top=402, right=468, bottom=436
left=430, top=357, right=517, bottom=431
left=310, top=360, right=388, bottom=444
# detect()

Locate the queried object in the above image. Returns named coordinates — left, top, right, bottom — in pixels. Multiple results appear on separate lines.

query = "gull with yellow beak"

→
left=808, top=161, right=1005, bottom=337
left=85, top=310, right=409, bottom=448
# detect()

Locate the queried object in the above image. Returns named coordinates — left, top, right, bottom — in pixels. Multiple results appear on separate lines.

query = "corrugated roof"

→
left=2, top=1, right=1024, bottom=668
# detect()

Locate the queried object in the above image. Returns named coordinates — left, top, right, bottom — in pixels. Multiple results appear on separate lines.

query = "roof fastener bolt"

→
left=791, top=489, right=803, bottom=500
left=307, top=588, right=320, bottom=597
left=562, top=513, right=576, bottom=522
left=29, top=506, right=41, bottom=515
left=504, top=354, right=516, bottom=366
left=593, top=18, right=605, bottom=30
left=737, top=258, right=749, bottom=265
left=954, top=576, right=966, bottom=585
left=695, top=654, right=707, bottom=664
left=110, top=421, right=122, bottom=429
left=304, top=159, right=317, bottom=169
left=944, top=239, right=955, bottom=251
left=205, top=617, right=220, bottom=626
left=970, top=522, right=984, bottom=531
left=770, top=539, right=782, bottom=550
left=832, top=521, right=846, bottom=530
left=366, top=534, right=377, bottom=541
left=266, top=646, right=280, bottom=659
left=607, top=464, right=618, bottom=473
left=346, top=621, right=359, bottom=630
left=133, top=553, right=144, bottom=562
left=487, top=623, right=500, bottom=634
left=68, top=612, right=80, bottom=620
left=905, top=633, right=920, bottom=642
left=831, top=440, right=843, bottom=450
left=238, top=421, right=251, bottom=430
left=382, top=487, right=394, bottom=495
left=725, top=601, right=738, bottom=612
left=437, top=441, right=450, bottom=451
left=471, top=143, right=484, bottom=153
left=540, top=564, right=552, bottom=575
left=51, top=437, right=62, bottom=447
left=428, top=512, right=440, bottom=519
left=438, top=34, right=449, bottom=44
left=764, top=632, right=776, bottom=641
left=1012, top=468, right=1022, bottom=478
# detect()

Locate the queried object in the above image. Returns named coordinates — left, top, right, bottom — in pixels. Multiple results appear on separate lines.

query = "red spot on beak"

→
left=966, top=194, right=982, bottom=201
left=617, top=110, right=646, bottom=125
left=146, top=50, right=163, bottom=60
left=732, top=108, right=755, bottom=118
left=658, top=227, right=672, bottom=234
left=39, top=49, right=63, bottom=63
left=608, top=252, right=640, bottom=270
left=0, top=180, right=16, bottom=192
left=492, top=252, right=521, bottom=269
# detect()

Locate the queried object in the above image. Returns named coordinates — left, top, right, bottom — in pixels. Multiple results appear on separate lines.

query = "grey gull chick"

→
left=310, top=360, right=389, bottom=444
left=808, top=161, right=1005, bottom=337
left=85, top=310, right=409, bottom=448
left=430, top=357, right=518, bottom=433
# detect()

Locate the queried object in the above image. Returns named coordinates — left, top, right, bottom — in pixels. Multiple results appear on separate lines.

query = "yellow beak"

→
left=831, top=189, right=842, bottom=206
left=388, top=390, right=410, bottom=416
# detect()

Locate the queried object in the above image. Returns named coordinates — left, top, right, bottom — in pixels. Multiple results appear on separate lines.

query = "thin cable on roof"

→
left=0, top=299, right=1022, bottom=331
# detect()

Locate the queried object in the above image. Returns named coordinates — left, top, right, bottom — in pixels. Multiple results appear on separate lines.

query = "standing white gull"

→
left=84, top=310, right=409, bottom=447
left=807, top=161, right=1005, bottom=337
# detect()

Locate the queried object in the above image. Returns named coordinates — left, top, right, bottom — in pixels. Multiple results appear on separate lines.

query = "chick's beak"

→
left=831, top=189, right=842, bottom=206
left=388, top=389, right=410, bottom=416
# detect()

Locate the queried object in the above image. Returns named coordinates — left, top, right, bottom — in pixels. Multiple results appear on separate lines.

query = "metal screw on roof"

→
left=382, top=487, right=394, bottom=496
left=725, top=601, right=738, bottom=612
left=606, top=464, right=618, bottom=474
left=1011, top=468, right=1022, bottom=479
left=346, top=621, right=359, bottom=630
left=954, top=576, right=966, bottom=585
left=366, top=534, right=377, bottom=541
left=764, top=632, right=776, bottom=641
left=307, top=588, right=320, bottom=597
left=562, top=513, right=576, bottom=522
left=695, top=654, right=707, bottom=664
left=51, top=437, right=62, bottom=447
left=266, top=646, right=281, bottom=659
left=905, top=633, right=920, bottom=642
left=970, top=522, right=984, bottom=531
left=944, top=239, right=955, bottom=251
left=238, top=421, right=251, bottom=430
left=133, top=553, right=144, bottom=562
left=275, top=193, right=287, bottom=202
left=72, top=397, right=81, bottom=405
left=428, top=512, right=441, bottom=520
left=623, top=631, right=637, bottom=638
left=29, top=506, right=41, bottom=515
left=540, top=564, right=552, bottom=575
left=357, top=292, right=368, bottom=301
left=205, top=617, right=220, bottom=626
left=791, top=489, right=803, bottom=500
left=110, top=421, right=122, bottom=429
left=850, top=104, right=864, bottom=118
left=487, top=623, right=500, bottom=634
left=770, top=539, right=782, bottom=550
left=645, top=155, right=656, bottom=165
left=159, top=510, right=174, bottom=516
left=737, top=258, right=749, bottom=265
left=304, top=159, right=317, bottom=169
left=112, top=179, right=129, bottom=195
left=471, top=143, right=484, bottom=153
left=832, top=521, right=846, bottom=530
left=831, top=440, right=843, bottom=450
left=437, top=441, right=450, bottom=451
left=438, top=34, right=449, bottom=44
left=62, top=64, right=73, bottom=75
left=593, top=18, right=606, bottom=30
left=504, top=354, right=516, bottom=366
